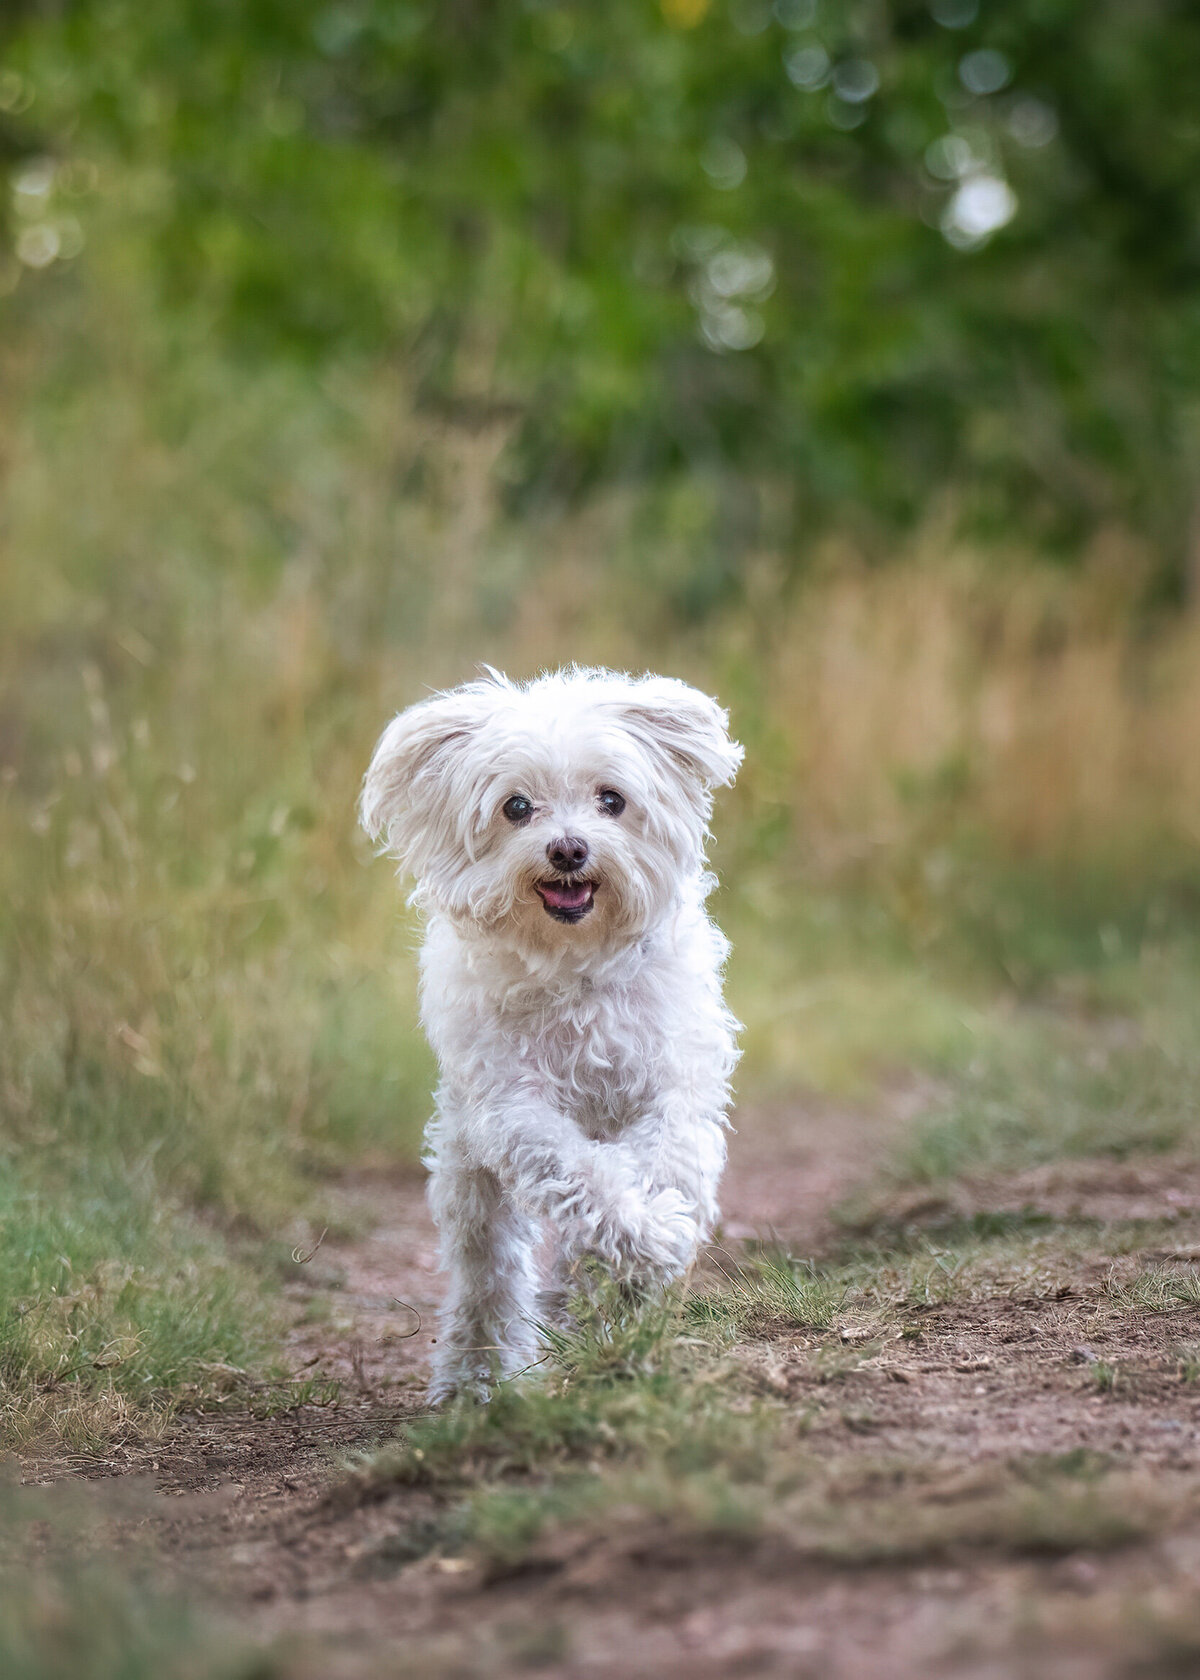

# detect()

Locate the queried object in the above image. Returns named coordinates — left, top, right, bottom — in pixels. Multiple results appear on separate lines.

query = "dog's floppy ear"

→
left=612, top=675, right=743, bottom=797
left=359, top=681, right=499, bottom=873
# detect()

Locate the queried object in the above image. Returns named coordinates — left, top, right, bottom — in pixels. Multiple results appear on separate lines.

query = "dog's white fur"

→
left=360, top=666, right=742, bottom=1403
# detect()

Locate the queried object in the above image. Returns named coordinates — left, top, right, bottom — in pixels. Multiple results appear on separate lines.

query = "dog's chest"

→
left=508, top=989, right=658, bottom=1136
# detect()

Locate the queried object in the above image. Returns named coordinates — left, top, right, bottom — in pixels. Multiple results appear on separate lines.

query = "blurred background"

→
left=1, top=0, right=1199, bottom=1441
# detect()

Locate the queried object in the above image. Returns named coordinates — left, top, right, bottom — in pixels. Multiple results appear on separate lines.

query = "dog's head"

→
left=360, top=666, right=742, bottom=950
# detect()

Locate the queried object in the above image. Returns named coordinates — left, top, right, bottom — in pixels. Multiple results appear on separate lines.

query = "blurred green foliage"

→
left=3, top=0, right=1200, bottom=588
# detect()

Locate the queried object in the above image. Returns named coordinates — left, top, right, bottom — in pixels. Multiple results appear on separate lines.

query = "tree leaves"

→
left=6, top=0, right=1199, bottom=582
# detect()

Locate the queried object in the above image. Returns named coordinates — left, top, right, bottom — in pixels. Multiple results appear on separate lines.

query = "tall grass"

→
left=768, top=546, right=1200, bottom=863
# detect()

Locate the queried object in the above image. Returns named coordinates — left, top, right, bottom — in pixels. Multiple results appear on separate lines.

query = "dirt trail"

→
left=19, top=1095, right=1200, bottom=1678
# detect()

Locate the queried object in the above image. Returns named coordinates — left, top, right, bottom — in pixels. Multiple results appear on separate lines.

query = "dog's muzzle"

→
left=536, top=878, right=597, bottom=923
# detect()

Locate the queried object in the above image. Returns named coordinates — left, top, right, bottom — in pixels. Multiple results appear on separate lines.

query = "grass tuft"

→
left=688, top=1249, right=845, bottom=1338
left=1106, top=1268, right=1200, bottom=1313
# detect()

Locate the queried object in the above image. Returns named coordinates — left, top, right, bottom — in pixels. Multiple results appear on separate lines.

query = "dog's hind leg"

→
left=425, top=1158, right=542, bottom=1404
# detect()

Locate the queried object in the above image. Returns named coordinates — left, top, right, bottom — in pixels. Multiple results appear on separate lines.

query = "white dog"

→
left=359, top=666, right=742, bottom=1402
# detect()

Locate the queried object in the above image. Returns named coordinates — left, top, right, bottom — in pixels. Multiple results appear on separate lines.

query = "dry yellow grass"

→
left=769, top=552, right=1200, bottom=863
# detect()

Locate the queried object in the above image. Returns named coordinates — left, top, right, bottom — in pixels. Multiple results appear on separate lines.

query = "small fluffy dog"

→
left=360, top=666, right=743, bottom=1402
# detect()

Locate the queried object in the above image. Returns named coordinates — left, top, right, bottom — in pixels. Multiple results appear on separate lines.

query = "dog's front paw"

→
left=587, top=1183, right=700, bottom=1284
left=635, top=1186, right=702, bottom=1278
left=426, top=1366, right=493, bottom=1407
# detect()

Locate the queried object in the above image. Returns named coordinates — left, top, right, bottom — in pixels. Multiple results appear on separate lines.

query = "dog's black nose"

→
left=546, top=835, right=589, bottom=874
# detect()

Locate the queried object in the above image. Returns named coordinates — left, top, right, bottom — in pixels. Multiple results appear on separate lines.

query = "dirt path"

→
left=19, top=1098, right=1200, bottom=1678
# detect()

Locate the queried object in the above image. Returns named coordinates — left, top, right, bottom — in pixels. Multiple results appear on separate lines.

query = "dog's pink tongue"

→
left=540, top=881, right=592, bottom=911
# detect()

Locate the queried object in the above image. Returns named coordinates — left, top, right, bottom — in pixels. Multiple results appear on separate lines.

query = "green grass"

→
left=0, top=1570, right=278, bottom=1680
left=876, top=951, right=1200, bottom=1188
left=896, top=1044, right=1197, bottom=1186
left=0, top=1154, right=279, bottom=1449
left=0, top=1543, right=283, bottom=1680
left=727, top=855, right=1200, bottom=1102
left=1177, top=1346, right=1200, bottom=1384
left=348, top=1199, right=1200, bottom=1575
left=1093, top=1361, right=1120, bottom=1394
left=687, top=1248, right=846, bottom=1337
left=0, top=1481, right=288, bottom=1680
left=1106, top=1268, right=1200, bottom=1313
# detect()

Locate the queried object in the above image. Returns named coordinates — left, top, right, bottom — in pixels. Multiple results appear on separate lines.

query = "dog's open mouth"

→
left=536, top=879, right=597, bottom=923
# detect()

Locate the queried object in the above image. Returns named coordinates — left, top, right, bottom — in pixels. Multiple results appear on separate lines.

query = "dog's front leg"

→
left=462, top=1091, right=701, bottom=1284
left=609, top=1093, right=729, bottom=1271
left=425, top=1145, right=542, bottom=1404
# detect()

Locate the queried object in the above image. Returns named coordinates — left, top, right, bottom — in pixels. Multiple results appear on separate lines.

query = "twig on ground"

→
left=292, top=1227, right=328, bottom=1265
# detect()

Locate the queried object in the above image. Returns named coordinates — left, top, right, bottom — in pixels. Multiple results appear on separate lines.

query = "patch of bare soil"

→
left=18, top=1105, right=1200, bottom=1678
left=747, top=1295, right=1200, bottom=1468
left=719, top=1083, right=932, bottom=1246
left=869, top=1155, right=1200, bottom=1234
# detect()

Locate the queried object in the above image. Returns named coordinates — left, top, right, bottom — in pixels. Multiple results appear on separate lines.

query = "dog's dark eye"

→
left=598, top=789, right=626, bottom=817
left=502, top=794, right=533, bottom=824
